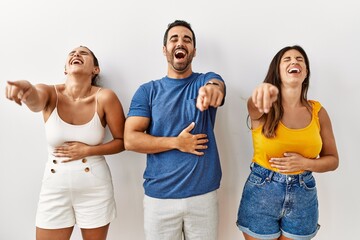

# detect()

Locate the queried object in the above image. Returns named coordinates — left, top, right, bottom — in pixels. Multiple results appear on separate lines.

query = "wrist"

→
left=205, top=80, right=220, bottom=87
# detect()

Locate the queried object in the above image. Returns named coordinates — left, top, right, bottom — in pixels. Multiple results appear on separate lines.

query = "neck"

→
left=281, top=85, right=303, bottom=107
left=64, top=81, right=92, bottom=101
left=167, top=66, right=193, bottom=79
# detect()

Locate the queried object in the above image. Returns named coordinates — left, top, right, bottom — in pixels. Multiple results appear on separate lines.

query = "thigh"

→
left=36, top=226, right=73, bottom=240
left=183, top=191, right=218, bottom=240
left=81, top=224, right=110, bottom=240
left=143, top=195, right=183, bottom=240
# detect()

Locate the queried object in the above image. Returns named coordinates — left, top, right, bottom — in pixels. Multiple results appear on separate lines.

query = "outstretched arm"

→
left=124, top=117, right=208, bottom=156
left=5, top=80, right=51, bottom=112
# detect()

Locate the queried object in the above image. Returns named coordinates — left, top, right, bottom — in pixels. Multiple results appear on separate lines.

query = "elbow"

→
left=332, top=157, right=340, bottom=171
left=113, top=138, right=125, bottom=153
left=124, top=136, right=135, bottom=151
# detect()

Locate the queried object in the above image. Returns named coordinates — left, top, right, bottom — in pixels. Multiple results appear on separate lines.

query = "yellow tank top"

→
left=252, top=100, right=323, bottom=174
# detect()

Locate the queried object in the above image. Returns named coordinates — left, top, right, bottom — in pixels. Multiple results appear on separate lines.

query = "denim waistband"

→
left=251, top=162, right=313, bottom=184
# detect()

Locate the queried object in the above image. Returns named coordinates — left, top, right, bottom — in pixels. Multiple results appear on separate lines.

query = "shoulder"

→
left=97, top=87, right=120, bottom=103
left=308, top=100, right=322, bottom=112
left=309, top=100, right=332, bottom=126
left=202, top=72, right=223, bottom=82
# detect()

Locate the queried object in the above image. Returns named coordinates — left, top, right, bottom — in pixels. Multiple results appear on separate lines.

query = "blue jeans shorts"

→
left=236, top=163, right=320, bottom=240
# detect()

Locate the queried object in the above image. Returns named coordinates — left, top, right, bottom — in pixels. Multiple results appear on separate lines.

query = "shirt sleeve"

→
left=127, top=84, right=151, bottom=118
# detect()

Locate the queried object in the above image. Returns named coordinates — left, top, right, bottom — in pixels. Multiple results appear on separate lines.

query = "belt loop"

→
left=250, top=162, right=255, bottom=170
left=299, top=172, right=304, bottom=183
left=266, top=171, right=274, bottom=182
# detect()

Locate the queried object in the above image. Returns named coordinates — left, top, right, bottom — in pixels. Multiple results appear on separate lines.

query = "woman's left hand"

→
left=53, top=141, right=90, bottom=162
left=269, top=152, right=307, bottom=173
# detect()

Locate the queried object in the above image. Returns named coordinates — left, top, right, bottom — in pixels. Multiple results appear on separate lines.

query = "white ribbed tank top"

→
left=45, top=86, right=105, bottom=154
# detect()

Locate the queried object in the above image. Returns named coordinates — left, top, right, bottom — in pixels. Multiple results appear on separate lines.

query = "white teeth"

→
left=71, top=59, right=83, bottom=64
left=288, top=68, right=300, bottom=73
left=175, top=49, right=185, bottom=54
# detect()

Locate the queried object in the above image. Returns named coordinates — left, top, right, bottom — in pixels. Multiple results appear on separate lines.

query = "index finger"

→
left=262, top=88, right=271, bottom=113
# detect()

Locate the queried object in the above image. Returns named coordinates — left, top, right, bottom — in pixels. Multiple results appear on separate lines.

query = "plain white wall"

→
left=1, top=0, right=359, bottom=239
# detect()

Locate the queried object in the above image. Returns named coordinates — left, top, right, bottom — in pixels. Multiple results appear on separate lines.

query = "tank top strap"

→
left=95, top=88, right=102, bottom=112
left=309, top=100, right=322, bottom=129
left=53, top=85, right=59, bottom=108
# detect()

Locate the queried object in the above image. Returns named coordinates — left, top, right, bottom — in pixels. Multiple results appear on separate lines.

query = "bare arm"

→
left=304, top=107, right=339, bottom=172
left=5, top=80, right=52, bottom=112
left=88, top=89, right=125, bottom=155
left=124, top=117, right=208, bottom=156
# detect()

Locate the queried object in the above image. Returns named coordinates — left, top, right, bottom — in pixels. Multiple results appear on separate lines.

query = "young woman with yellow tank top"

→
left=236, top=45, right=339, bottom=240
left=5, top=46, right=125, bottom=240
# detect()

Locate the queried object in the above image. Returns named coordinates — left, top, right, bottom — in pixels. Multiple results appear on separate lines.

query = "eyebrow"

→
left=169, top=34, right=193, bottom=42
left=68, top=50, right=90, bottom=55
left=282, top=56, right=304, bottom=60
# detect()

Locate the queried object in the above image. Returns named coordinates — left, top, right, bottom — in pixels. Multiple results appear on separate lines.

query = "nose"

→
left=176, top=40, right=185, bottom=48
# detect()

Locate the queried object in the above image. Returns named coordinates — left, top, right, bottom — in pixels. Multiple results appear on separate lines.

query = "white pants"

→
left=144, top=190, right=218, bottom=240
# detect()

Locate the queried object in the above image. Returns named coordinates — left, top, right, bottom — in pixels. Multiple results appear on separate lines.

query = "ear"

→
left=162, top=46, right=166, bottom=56
left=93, top=66, right=100, bottom=75
left=193, top=48, right=197, bottom=58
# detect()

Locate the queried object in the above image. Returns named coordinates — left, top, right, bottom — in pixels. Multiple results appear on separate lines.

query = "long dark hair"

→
left=261, top=45, right=311, bottom=138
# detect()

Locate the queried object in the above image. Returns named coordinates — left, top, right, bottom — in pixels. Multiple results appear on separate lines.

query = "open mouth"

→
left=288, top=67, right=300, bottom=73
left=71, top=59, right=83, bottom=65
left=174, top=49, right=186, bottom=59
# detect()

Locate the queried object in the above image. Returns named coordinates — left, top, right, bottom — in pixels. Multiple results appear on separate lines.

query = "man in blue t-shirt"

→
left=125, top=20, right=225, bottom=240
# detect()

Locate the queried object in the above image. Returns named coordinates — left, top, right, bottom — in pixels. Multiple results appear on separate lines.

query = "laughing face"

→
left=65, top=46, right=99, bottom=76
left=279, top=49, right=308, bottom=86
left=163, top=26, right=196, bottom=76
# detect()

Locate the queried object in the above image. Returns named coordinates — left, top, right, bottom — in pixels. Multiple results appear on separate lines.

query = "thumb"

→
left=283, top=152, right=292, bottom=157
left=7, top=81, right=18, bottom=87
left=184, top=122, right=195, bottom=133
left=269, top=86, right=279, bottom=98
left=20, top=87, right=33, bottom=102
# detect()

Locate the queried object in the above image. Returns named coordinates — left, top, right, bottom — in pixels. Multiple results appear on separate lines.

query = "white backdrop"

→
left=0, top=0, right=359, bottom=239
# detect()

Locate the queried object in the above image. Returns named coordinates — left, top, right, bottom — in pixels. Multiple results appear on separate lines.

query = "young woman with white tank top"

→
left=5, top=46, right=125, bottom=240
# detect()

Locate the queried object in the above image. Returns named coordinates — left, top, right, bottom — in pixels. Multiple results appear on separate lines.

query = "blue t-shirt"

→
left=127, top=72, right=224, bottom=199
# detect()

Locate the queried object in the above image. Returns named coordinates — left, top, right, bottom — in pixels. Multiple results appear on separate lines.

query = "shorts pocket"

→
left=42, top=162, right=56, bottom=182
left=246, top=172, right=266, bottom=186
left=89, top=161, right=112, bottom=183
left=301, top=175, right=316, bottom=191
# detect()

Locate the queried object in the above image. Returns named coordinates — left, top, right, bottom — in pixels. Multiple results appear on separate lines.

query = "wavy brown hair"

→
left=261, top=45, right=311, bottom=138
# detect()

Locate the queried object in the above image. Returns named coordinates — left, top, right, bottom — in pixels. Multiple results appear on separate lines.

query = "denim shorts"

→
left=236, top=163, right=320, bottom=240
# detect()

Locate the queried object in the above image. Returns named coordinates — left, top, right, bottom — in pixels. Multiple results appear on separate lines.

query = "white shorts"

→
left=144, top=190, right=218, bottom=240
left=36, top=156, right=116, bottom=229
